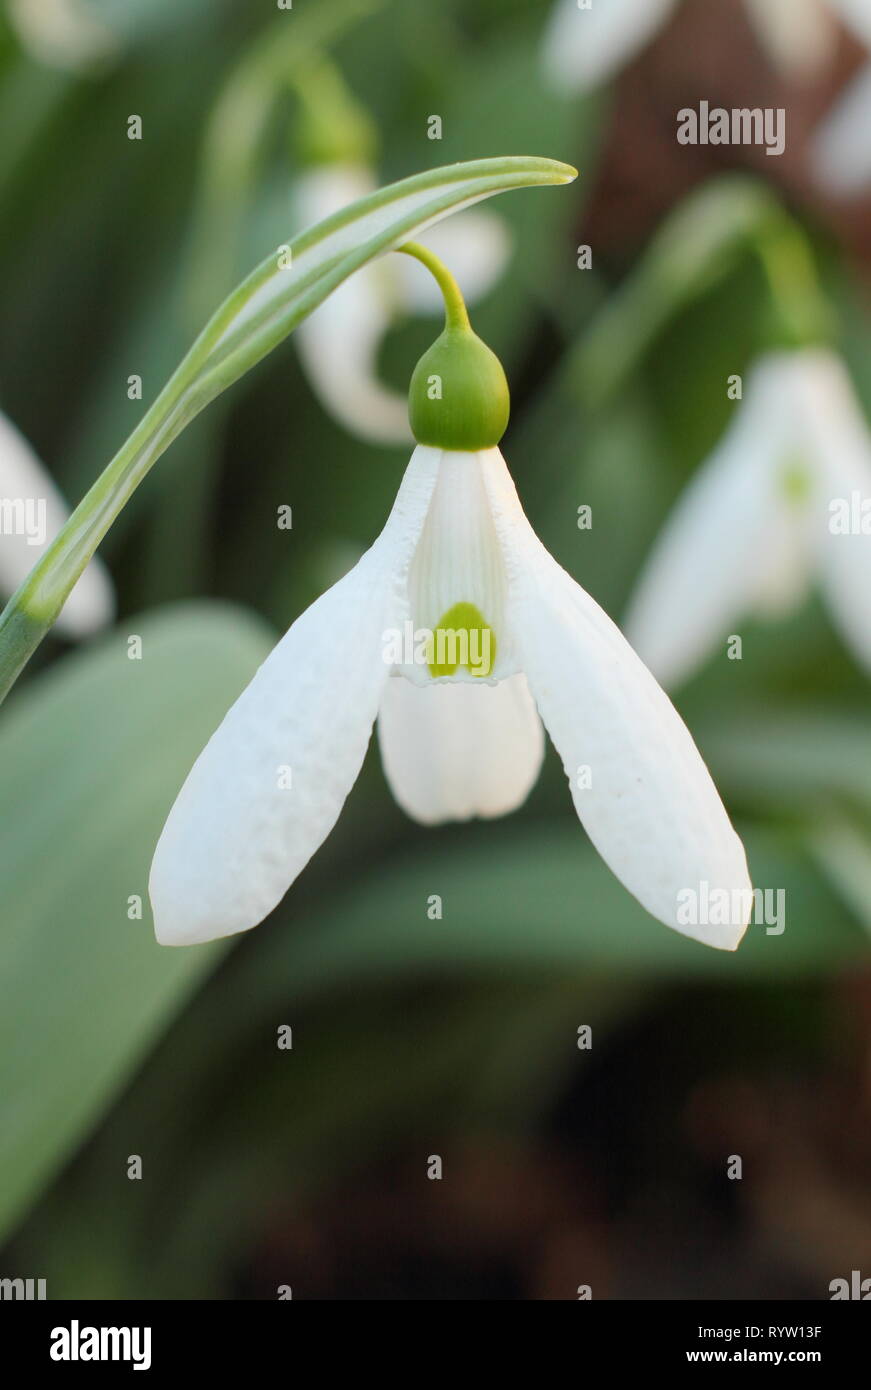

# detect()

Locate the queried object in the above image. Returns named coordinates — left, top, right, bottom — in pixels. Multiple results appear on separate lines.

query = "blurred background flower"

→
left=1, top=0, right=870, bottom=1300
left=541, top=0, right=838, bottom=96
left=624, top=348, right=871, bottom=686
left=812, top=0, right=871, bottom=193
left=0, top=408, right=113, bottom=635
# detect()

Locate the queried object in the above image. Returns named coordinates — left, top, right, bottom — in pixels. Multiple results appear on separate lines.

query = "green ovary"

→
left=428, top=602, right=496, bottom=679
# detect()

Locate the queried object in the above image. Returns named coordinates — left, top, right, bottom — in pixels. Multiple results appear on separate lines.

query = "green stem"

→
left=184, top=0, right=381, bottom=327
left=396, top=241, right=470, bottom=331
left=753, top=208, right=832, bottom=350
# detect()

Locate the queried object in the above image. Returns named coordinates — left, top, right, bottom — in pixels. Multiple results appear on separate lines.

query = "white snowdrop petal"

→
left=481, top=447, right=751, bottom=949
left=149, top=446, right=441, bottom=946
left=0, top=410, right=114, bottom=638
left=295, top=267, right=412, bottom=444
left=750, top=504, right=813, bottom=618
left=541, top=0, right=676, bottom=94
left=623, top=356, right=800, bottom=687
left=743, top=0, right=837, bottom=78
left=812, top=62, right=871, bottom=195
left=292, top=165, right=410, bottom=444
left=8, top=0, right=118, bottom=74
left=291, top=165, right=376, bottom=227
left=829, top=0, right=871, bottom=51
left=377, top=672, right=544, bottom=825
left=796, top=350, right=871, bottom=671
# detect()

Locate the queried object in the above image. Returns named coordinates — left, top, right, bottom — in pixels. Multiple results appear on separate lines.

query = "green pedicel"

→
left=399, top=242, right=510, bottom=451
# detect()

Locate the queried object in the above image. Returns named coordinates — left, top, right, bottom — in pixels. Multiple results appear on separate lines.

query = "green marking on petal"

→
left=429, top=602, right=496, bottom=679
left=781, top=457, right=812, bottom=506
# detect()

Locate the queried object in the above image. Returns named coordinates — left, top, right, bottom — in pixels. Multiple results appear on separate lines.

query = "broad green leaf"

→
left=0, top=154, right=576, bottom=699
left=219, top=824, right=868, bottom=1017
left=809, top=812, right=871, bottom=940
left=700, top=708, right=871, bottom=818
left=0, top=601, right=274, bottom=1241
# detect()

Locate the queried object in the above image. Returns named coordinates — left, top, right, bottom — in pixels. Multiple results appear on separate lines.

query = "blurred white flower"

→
left=292, top=165, right=511, bottom=445
left=812, top=0, right=871, bottom=193
left=7, top=0, right=119, bottom=73
left=624, top=348, right=871, bottom=686
left=541, top=0, right=836, bottom=94
left=150, top=444, right=749, bottom=951
left=0, top=410, right=113, bottom=638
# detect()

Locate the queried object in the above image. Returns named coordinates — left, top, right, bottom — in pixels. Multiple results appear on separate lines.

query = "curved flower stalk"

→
left=293, top=164, right=510, bottom=444
left=150, top=244, right=751, bottom=952
left=541, top=0, right=836, bottom=94
left=624, top=348, right=871, bottom=687
left=812, top=0, right=871, bottom=194
left=0, top=411, right=112, bottom=639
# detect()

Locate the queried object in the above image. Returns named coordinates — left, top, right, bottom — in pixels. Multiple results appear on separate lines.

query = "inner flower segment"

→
left=404, top=451, right=512, bottom=685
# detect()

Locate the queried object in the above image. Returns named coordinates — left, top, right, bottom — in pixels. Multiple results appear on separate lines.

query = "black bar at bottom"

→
left=0, top=1298, right=866, bottom=1374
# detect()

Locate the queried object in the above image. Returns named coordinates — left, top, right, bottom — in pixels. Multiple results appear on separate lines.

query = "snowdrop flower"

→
left=0, top=409, right=113, bottom=638
left=812, top=0, right=871, bottom=194
left=542, top=0, right=836, bottom=94
left=293, top=164, right=511, bottom=445
left=150, top=244, right=750, bottom=952
left=624, top=347, right=871, bottom=687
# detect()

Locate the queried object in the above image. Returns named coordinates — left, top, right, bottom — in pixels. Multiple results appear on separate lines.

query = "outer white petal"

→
left=811, top=62, right=871, bottom=194
left=481, top=447, right=752, bottom=949
left=0, top=410, right=114, bottom=638
left=394, top=211, right=511, bottom=313
left=295, top=267, right=411, bottom=444
left=743, top=0, right=837, bottom=78
left=377, top=672, right=544, bottom=825
left=541, top=0, right=677, bottom=94
left=794, top=349, right=871, bottom=672
left=149, top=446, right=441, bottom=946
left=828, top=0, right=871, bottom=50
left=622, top=356, right=803, bottom=688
